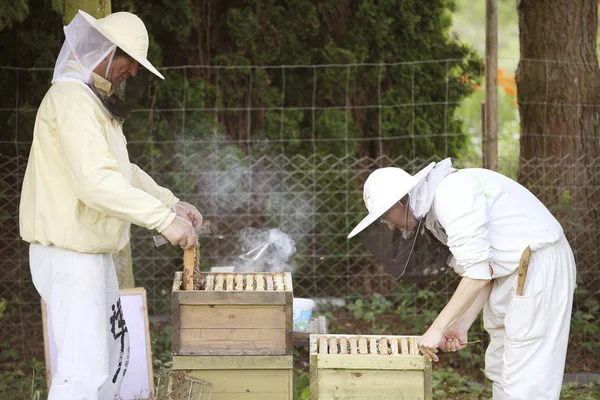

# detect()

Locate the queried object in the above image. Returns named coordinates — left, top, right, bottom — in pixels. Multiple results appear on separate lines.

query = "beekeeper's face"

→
left=106, top=55, right=139, bottom=87
left=380, top=196, right=417, bottom=231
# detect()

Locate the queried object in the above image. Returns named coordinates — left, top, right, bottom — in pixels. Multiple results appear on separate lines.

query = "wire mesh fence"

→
left=0, top=61, right=598, bottom=365
left=1, top=152, right=599, bottom=358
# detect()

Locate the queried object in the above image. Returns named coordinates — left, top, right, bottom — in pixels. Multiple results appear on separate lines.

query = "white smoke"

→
left=235, top=228, right=297, bottom=273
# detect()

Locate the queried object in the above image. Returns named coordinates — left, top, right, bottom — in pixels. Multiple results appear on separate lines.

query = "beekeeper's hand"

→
left=418, top=327, right=443, bottom=362
left=161, top=216, right=198, bottom=249
left=174, top=201, right=203, bottom=227
left=438, top=328, right=467, bottom=353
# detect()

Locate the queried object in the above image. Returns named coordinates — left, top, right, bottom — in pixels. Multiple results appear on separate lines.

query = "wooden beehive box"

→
left=172, top=355, right=293, bottom=400
left=171, top=271, right=293, bottom=356
left=310, top=334, right=432, bottom=400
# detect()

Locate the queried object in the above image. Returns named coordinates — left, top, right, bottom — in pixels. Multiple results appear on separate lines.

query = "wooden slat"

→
left=359, top=338, right=368, bottom=354
left=266, top=275, right=274, bottom=291
left=424, top=359, right=433, bottom=400
left=401, top=337, right=409, bottom=355
left=339, top=337, right=347, bottom=354
left=226, top=274, right=234, bottom=291
left=310, top=354, right=319, bottom=400
left=319, top=337, right=328, bottom=354
left=246, top=275, right=254, bottom=291
left=274, top=274, right=284, bottom=291
left=309, top=335, right=318, bottom=354
left=172, top=271, right=183, bottom=292
left=329, top=337, right=337, bottom=354
left=256, top=273, right=265, bottom=291
left=378, top=338, right=388, bottom=355
left=284, top=272, right=293, bottom=292
left=350, top=337, right=358, bottom=355
left=172, top=355, right=292, bottom=370
left=369, top=338, right=377, bottom=355
left=176, top=291, right=288, bottom=305
left=206, top=274, right=214, bottom=291
left=179, top=328, right=285, bottom=346
left=235, top=274, right=244, bottom=290
left=391, top=338, right=398, bottom=355
left=284, top=292, right=293, bottom=355
left=215, top=274, right=225, bottom=291
left=179, top=305, right=286, bottom=329
left=171, top=292, right=181, bottom=354
left=314, top=354, right=425, bottom=370
left=183, top=248, right=195, bottom=291
left=409, top=337, right=417, bottom=355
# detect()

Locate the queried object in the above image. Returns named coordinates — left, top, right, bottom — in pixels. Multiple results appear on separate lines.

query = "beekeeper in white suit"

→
left=348, top=158, right=576, bottom=400
left=19, top=10, right=201, bottom=399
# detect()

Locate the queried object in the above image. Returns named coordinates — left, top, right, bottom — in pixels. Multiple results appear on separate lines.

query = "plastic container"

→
left=293, top=297, right=315, bottom=332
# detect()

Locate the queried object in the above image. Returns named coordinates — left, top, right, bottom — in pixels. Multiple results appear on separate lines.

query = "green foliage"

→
left=0, top=0, right=30, bottom=32
left=549, top=189, right=585, bottom=230
left=433, top=367, right=491, bottom=398
left=346, top=293, right=393, bottom=331
left=560, top=377, right=600, bottom=400
left=293, top=370, right=311, bottom=400
left=570, top=286, right=600, bottom=357
left=151, top=323, right=173, bottom=372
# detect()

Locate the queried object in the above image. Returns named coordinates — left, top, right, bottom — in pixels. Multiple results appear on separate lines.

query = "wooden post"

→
left=484, top=0, right=499, bottom=171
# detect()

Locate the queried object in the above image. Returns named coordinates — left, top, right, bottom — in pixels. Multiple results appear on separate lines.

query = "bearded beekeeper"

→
left=348, top=158, right=576, bottom=400
left=19, top=11, right=201, bottom=399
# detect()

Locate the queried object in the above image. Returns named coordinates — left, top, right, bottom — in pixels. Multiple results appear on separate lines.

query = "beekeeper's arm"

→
left=56, top=93, right=177, bottom=233
left=130, top=164, right=179, bottom=208
left=130, top=164, right=203, bottom=227
left=418, top=176, right=492, bottom=361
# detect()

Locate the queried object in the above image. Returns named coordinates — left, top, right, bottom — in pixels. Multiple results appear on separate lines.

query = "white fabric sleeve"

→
left=434, top=175, right=492, bottom=280
left=55, top=93, right=176, bottom=232
left=130, top=163, right=180, bottom=209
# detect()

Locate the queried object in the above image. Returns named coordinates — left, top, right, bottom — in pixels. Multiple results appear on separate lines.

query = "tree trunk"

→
left=516, top=0, right=600, bottom=288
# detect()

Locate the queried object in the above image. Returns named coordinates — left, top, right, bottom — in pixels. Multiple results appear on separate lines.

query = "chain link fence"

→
left=1, top=151, right=599, bottom=360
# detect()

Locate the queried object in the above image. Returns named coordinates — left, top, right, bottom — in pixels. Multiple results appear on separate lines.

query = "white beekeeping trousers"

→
left=483, top=235, right=576, bottom=400
left=30, top=243, right=130, bottom=400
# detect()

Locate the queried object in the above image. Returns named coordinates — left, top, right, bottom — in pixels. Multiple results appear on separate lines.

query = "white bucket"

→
left=293, top=297, right=315, bottom=332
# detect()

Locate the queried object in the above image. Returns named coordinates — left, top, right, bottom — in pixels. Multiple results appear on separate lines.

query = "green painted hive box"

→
left=310, top=334, right=432, bottom=400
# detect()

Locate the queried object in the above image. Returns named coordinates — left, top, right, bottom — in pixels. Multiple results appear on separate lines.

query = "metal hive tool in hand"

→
left=155, top=368, right=213, bottom=400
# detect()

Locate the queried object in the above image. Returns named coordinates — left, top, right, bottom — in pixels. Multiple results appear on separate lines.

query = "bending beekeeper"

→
left=348, top=158, right=576, bottom=400
left=19, top=11, right=201, bottom=399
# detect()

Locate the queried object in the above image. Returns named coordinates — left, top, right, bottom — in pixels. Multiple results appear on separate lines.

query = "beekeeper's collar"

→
left=90, top=72, right=114, bottom=97
left=408, top=158, right=455, bottom=219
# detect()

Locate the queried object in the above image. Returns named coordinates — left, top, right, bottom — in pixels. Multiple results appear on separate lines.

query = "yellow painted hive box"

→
left=172, top=354, right=293, bottom=400
left=310, top=334, right=432, bottom=400
left=171, top=271, right=293, bottom=356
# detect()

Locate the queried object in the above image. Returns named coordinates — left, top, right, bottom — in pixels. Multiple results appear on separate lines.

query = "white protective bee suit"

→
left=349, top=159, right=576, bottom=400
left=19, top=11, right=175, bottom=400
